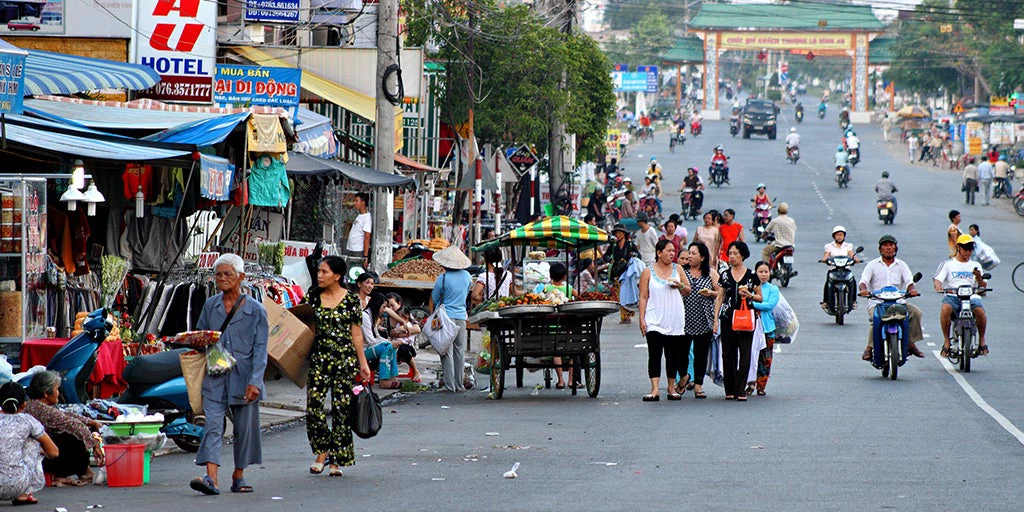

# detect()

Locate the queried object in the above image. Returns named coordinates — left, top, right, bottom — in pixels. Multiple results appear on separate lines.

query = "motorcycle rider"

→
left=648, top=157, right=663, bottom=179
left=845, top=130, right=861, bottom=162
left=784, top=127, right=800, bottom=159
left=710, top=145, right=730, bottom=183
left=818, top=100, right=827, bottom=116
left=874, top=171, right=898, bottom=214
left=933, top=234, right=989, bottom=358
left=795, top=101, right=804, bottom=116
left=857, top=235, right=925, bottom=361
left=839, top=106, right=850, bottom=125
left=820, top=226, right=859, bottom=310
left=834, top=145, right=851, bottom=182
left=760, top=202, right=796, bottom=265
left=994, top=154, right=1011, bottom=195
left=679, top=167, right=705, bottom=212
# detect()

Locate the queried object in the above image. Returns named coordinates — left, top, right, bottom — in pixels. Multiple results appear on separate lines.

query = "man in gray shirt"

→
left=977, top=158, right=995, bottom=205
left=874, top=171, right=899, bottom=213
left=634, top=211, right=660, bottom=268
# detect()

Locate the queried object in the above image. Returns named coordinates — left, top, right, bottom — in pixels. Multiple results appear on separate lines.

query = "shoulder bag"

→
left=730, top=274, right=755, bottom=331
left=423, top=275, right=458, bottom=354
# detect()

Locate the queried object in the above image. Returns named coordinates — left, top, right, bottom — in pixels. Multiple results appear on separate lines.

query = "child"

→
left=384, top=293, right=422, bottom=383
left=0, top=381, right=60, bottom=506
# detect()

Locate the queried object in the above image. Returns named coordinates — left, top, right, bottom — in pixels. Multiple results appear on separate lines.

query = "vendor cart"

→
left=471, top=216, right=614, bottom=399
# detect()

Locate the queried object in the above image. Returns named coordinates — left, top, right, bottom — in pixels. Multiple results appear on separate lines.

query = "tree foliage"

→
left=402, top=0, right=614, bottom=162
left=603, top=5, right=674, bottom=68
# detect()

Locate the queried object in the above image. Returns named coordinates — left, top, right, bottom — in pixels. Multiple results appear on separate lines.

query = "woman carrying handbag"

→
left=713, top=241, right=762, bottom=402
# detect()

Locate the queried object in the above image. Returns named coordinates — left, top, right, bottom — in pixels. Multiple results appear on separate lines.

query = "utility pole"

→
left=371, top=0, right=399, bottom=274
left=548, top=0, right=576, bottom=215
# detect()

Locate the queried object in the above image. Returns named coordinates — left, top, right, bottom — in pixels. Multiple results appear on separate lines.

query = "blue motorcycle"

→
left=21, top=308, right=205, bottom=452
left=866, top=273, right=922, bottom=380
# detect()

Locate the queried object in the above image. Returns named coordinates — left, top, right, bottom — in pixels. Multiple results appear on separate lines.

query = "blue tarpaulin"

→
left=143, top=111, right=251, bottom=146
left=1, top=114, right=193, bottom=161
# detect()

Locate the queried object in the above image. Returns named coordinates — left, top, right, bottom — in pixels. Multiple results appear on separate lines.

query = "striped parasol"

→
left=472, top=216, right=609, bottom=251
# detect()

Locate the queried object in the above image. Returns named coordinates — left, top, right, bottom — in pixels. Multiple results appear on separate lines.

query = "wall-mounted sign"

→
left=133, top=0, right=216, bottom=102
left=214, top=65, right=302, bottom=108
left=719, top=31, right=852, bottom=51
left=245, top=0, right=300, bottom=23
left=0, top=49, right=26, bottom=114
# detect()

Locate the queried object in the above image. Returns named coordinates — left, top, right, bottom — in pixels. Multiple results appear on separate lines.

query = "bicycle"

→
left=1013, top=261, right=1024, bottom=293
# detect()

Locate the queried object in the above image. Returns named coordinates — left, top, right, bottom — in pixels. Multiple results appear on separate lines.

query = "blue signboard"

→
left=199, top=154, right=235, bottom=201
left=613, top=63, right=628, bottom=72
left=245, top=0, right=300, bottom=23
left=214, top=65, right=302, bottom=108
left=612, top=65, right=657, bottom=94
left=0, top=50, right=26, bottom=114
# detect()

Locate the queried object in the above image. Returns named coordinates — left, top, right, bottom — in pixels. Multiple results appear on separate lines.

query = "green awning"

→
left=472, top=216, right=609, bottom=252
left=689, top=4, right=884, bottom=31
left=662, top=37, right=704, bottom=63
left=869, top=38, right=898, bottom=64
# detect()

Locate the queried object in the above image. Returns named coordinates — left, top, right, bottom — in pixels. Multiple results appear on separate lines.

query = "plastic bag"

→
left=348, top=384, right=382, bottom=439
left=972, top=235, right=1000, bottom=270
left=772, top=292, right=799, bottom=343
left=206, top=343, right=237, bottom=376
left=475, top=330, right=493, bottom=374
left=423, top=304, right=456, bottom=355
left=0, top=355, right=12, bottom=383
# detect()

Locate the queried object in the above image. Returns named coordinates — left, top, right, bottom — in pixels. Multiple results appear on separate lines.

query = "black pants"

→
left=720, top=323, right=754, bottom=397
left=964, top=178, right=977, bottom=205
left=646, top=331, right=682, bottom=379
left=43, top=433, right=90, bottom=478
left=682, top=332, right=714, bottom=385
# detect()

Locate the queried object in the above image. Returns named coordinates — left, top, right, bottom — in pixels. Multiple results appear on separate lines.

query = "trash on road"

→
left=485, top=432, right=500, bottom=436
left=503, top=462, right=520, bottom=479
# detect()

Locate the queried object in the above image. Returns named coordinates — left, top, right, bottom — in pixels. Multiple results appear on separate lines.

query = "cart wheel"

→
left=409, top=307, right=430, bottom=326
left=585, top=352, right=601, bottom=398
left=490, top=341, right=505, bottom=399
left=516, top=365, right=524, bottom=388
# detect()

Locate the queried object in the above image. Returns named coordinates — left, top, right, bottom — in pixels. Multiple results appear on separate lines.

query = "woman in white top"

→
left=471, top=248, right=512, bottom=303
left=638, top=239, right=691, bottom=401
left=820, top=225, right=859, bottom=308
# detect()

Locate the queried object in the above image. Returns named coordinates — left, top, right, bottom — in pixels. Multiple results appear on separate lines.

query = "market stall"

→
left=469, top=216, right=617, bottom=399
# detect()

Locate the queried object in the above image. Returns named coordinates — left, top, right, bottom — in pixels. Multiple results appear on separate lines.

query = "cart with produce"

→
left=376, top=257, right=447, bottom=324
left=470, top=216, right=617, bottom=399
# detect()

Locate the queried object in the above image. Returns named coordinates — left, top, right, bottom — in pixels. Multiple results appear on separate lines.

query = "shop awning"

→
left=285, top=151, right=416, bottom=190
left=23, top=98, right=226, bottom=130
left=395, top=153, right=442, bottom=173
left=228, top=46, right=380, bottom=122
left=294, top=107, right=338, bottom=159
left=0, top=114, right=193, bottom=161
left=473, top=216, right=608, bottom=252
left=144, top=112, right=252, bottom=146
left=15, top=46, right=161, bottom=96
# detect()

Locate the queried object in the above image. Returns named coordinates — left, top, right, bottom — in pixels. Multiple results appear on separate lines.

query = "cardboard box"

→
left=263, top=298, right=315, bottom=388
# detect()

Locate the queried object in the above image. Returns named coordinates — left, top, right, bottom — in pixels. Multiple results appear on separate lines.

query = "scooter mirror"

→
left=982, top=273, right=992, bottom=280
left=912, top=272, right=923, bottom=283
left=855, top=246, right=864, bottom=253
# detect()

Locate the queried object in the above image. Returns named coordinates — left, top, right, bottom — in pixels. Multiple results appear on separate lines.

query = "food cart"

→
left=469, top=216, right=618, bottom=399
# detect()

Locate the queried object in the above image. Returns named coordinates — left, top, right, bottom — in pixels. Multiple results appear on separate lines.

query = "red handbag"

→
left=731, top=299, right=755, bottom=332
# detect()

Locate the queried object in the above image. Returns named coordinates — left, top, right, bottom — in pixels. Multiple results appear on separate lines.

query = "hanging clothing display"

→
left=247, top=114, right=287, bottom=153
left=248, top=154, right=290, bottom=208
left=123, top=164, right=154, bottom=201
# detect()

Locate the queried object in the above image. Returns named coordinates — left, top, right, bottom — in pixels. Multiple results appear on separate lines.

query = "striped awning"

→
left=22, top=49, right=160, bottom=96
left=472, top=216, right=608, bottom=252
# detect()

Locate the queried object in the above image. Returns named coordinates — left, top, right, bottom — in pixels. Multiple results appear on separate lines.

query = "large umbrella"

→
left=897, top=105, right=931, bottom=118
left=472, top=215, right=609, bottom=252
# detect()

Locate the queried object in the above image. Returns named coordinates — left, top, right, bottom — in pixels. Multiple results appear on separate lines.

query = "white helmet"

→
left=832, top=225, right=846, bottom=236
left=790, top=127, right=796, bottom=133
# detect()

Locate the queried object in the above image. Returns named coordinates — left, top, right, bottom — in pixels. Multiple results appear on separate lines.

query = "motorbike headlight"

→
left=957, top=285, right=974, bottom=297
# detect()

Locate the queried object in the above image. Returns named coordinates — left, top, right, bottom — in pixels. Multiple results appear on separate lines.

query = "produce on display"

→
left=578, top=291, right=613, bottom=301
left=381, top=258, right=444, bottom=279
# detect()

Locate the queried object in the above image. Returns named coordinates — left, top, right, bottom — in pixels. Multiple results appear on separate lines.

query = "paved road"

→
left=44, top=100, right=1024, bottom=510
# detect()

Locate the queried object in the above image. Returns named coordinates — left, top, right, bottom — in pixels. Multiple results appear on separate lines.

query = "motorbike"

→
left=795, top=109, right=804, bottom=123
left=866, top=273, right=923, bottom=380
left=765, top=234, right=796, bottom=287
left=786, top=146, right=800, bottom=164
left=818, top=105, right=827, bottom=119
left=729, top=115, right=740, bottom=137
left=18, top=309, right=205, bottom=452
left=941, top=277, right=992, bottom=373
left=877, top=197, right=896, bottom=224
left=848, top=147, right=860, bottom=167
left=709, top=159, right=728, bottom=187
left=835, top=164, right=850, bottom=188
left=751, top=201, right=774, bottom=243
left=993, top=166, right=1014, bottom=199
left=668, top=127, right=686, bottom=153
left=839, top=118, right=850, bottom=130
left=1015, top=182, right=1024, bottom=217
left=679, top=188, right=702, bottom=220
left=690, top=120, right=702, bottom=137
left=821, top=247, right=864, bottom=325
left=638, top=194, right=661, bottom=224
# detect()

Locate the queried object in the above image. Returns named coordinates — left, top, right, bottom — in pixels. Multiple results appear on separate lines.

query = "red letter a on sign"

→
left=152, top=0, right=200, bottom=17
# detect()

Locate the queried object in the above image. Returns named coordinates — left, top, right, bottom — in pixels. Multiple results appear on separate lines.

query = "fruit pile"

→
left=577, top=291, right=613, bottom=301
left=497, top=293, right=552, bottom=308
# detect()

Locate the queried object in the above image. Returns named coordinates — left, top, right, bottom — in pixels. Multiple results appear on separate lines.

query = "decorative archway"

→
left=686, top=4, right=884, bottom=122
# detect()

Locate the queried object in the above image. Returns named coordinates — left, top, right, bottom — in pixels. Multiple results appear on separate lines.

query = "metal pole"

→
left=473, top=156, right=482, bottom=249
left=371, top=0, right=399, bottom=274
left=494, top=151, right=502, bottom=234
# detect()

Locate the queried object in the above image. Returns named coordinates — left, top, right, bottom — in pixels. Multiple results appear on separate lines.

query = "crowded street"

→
left=35, top=99, right=1024, bottom=511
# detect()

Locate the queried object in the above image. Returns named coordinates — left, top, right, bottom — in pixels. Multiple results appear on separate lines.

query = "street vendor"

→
left=534, top=262, right=580, bottom=301
left=345, top=192, right=372, bottom=268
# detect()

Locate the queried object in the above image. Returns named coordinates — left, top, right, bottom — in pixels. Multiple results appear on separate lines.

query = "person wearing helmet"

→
left=752, top=184, right=772, bottom=209
left=845, top=130, right=861, bottom=162
left=648, top=157, right=662, bottom=178
left=710, top=145, right=730, bottom=183
left=820, top=225, right=859, bottom=309
left=858, top=235, right=925, bottom=362
left=760, top=202, right=796, bottom=264
left=834, top=145, right=850, bottom=181
left=933, top=234, right=989, bottom=358
left=839, top=106, right=850, bottom=125
left=785, top=128, right=800, bottom=159
left=875, top=170, right=899, bottom=213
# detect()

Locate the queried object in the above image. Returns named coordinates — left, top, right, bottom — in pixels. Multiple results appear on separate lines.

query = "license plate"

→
left=879, top=209, right=889, bottom=215
left=782, top=256, right=794, bottom=264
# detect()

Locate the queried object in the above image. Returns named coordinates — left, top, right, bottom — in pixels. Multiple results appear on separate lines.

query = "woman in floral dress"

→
left=304, top=256, right=371, bottom=477
left=0, top=382, right=59, bottom=505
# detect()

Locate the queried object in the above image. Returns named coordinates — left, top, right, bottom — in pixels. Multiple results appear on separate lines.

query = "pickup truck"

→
left=742, top=99, right=778, bottom=140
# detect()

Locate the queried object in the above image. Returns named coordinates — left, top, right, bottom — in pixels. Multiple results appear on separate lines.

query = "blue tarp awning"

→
left=1, top=114, right=193, bottom=161
left=293, top=107, right=338, bottom=159
left=23, top=98, right=227, bottom=130
left=143, top=112, right=252, bottom=146
left=16, top=46, right=161, bottom=96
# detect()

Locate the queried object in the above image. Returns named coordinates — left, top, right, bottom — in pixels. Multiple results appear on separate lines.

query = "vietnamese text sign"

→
left=0, top=51, right=26, bottom=114
left=245, top=0, right=300, bottom=23
left=605, top=129, right=620, bottom=161
left=719, top=31, right=852, bottom=51
left=214, top=65, right=302, bottom=108
left=134, top=0, right=216, bottom=102
left=199, top=154, right=235, bottom=201
left=612, top=70, right=657, bottom=93
left=505, top=145, right=538, bottom=176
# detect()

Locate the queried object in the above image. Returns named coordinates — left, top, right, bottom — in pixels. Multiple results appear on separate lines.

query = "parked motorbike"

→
left=848, top=147, right=860, bottom=167
left=866, top=273, right=922, bottom=380
left=821, top=247, right=864, bottom=325
left=835, top=164, right=850, bottom=188
left=751, top=201, right=773, bottom=243
left=765, top=234, right=796, bottom=287
left=786, top=146, right=800, bottom=164
left=18, top=309, right=205, bottom=452
left=941, top=277, right=992, bottom=373
left=877, top=197, right=896, bottom=224
left=993, top=167, right=1014, bottom=199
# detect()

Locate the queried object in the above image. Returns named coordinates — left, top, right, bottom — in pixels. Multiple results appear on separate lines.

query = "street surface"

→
left=44, top=98, right=1024, bottom=510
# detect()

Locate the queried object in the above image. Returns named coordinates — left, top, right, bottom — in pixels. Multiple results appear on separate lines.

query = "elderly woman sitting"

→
left=24, top=371, right=103, bottom=486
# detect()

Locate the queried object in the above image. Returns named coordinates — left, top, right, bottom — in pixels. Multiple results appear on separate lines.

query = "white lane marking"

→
left=633, top=344, right=647, bottom=348
left=799, top=158, right=820, bottom=177
left=923, top=333, right=932, bottom=338
left=932, top=350, right=1024, bottom=446
left=926, top=342, right=936, bottom=346
left=811, top=182, right=834, bottom=220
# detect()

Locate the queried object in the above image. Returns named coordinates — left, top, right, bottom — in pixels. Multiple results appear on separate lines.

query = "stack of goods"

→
left=496, top=294, right=553, bottom=308
left=0, top=193, right=21, bottom=253
left=381, top=259, right=444, bottom=282
left=577, top=291, right=613, bottom=301
left=408, top=238, right=450, bottom=251
left=0, top=282, right=21, bottom=337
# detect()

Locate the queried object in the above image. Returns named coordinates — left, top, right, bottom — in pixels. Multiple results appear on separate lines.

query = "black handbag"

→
left=349, top=382, right=383, bottom=439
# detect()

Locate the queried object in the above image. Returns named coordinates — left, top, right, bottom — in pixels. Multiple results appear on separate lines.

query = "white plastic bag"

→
left=971, top=235, right=1000, bottom=270
left=772, top=292, right=799, bottom=343
left=423, top=304, right=456, bottom=355
left=0, top=355, right=12, bottom=383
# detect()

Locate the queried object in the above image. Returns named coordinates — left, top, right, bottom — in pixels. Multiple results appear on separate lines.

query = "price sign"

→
left=197, top=252, right=221, bottom=269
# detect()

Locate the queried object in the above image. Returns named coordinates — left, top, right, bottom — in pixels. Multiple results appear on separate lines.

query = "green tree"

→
left=604, top=4, right=674, bottom=67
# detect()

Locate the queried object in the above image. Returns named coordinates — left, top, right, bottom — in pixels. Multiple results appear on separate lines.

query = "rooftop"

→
left=688, top=4, right=885, bottom=31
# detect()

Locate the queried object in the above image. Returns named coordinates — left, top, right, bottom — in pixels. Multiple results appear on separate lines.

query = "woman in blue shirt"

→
left=430, top=247, right=473, bottom=392
left=751, top=261, right=780, bottom=396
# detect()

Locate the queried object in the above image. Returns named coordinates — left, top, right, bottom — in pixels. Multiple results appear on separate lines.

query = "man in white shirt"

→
left=784, top=127, right=800, bottom=159
left=857, top=234, right=925, bottom=361
left=976, top=158, right=995, bottom=205
left=634, top=211, right=660, bottom=268
left=933, top=234, right=989, bottom=357
left=345, top=192, right=372, bottom=268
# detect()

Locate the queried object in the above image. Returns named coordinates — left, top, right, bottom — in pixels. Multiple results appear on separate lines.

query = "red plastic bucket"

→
left=105, top=444, right=145, bottom=487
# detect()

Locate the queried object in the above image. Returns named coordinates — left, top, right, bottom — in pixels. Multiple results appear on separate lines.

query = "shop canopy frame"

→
left=285, top=151, right=416, bottom=191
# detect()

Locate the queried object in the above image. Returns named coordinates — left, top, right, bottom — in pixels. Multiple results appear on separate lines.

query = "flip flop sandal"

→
left=310, top=461, right=326, bottom=474
left=979, top=345, right=990, bottom=355
left=329, top=467, right=344, bottom=477
left=667, top=393, right=682, bottom=401
left=756, top=390, right=766, bottom=396
left=694, top=390, right=707, bottom=399
left=12, top=495, right=38, bottom=506
left=736, top=396, right=748, bottom=402
left=642, top=394, right=660, bottom=402
left=190, top=475, right=220, bottom=496
left=940, top=347, right=950, bottom=358
left=231, top=478, right=253, bottom=493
